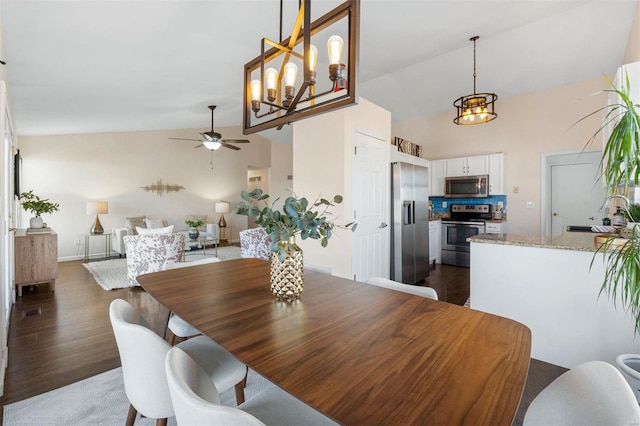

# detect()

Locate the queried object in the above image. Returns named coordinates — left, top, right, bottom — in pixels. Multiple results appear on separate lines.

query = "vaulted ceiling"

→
left=2, top=0, right=637, bottom=142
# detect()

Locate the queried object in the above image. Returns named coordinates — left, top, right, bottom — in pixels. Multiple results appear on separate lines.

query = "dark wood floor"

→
left=0, top=260, right=566, bottom=425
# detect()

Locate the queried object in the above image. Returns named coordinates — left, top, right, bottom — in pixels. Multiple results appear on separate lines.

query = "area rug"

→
left=3, top=367, right=271, bottom=425
left=83, top=246, right=242, bottom=291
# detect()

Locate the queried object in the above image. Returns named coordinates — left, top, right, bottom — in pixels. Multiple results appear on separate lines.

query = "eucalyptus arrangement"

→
left=582, top=71, right=640, bottom=332
left=20, top=190, right=59, bottom=217
left=235, top=188, right=357, bottom=261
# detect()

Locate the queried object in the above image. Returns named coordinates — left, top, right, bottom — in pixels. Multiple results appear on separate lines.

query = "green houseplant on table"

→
left=235, top=188, right=356, bottom=301
left=582, top=71, right=640, bottom=333
left=19, top=190, right=60, bottom=229
left=184, top=218, right=205, bottom=241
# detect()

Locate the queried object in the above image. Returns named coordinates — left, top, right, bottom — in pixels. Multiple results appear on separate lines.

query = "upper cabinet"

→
left=445, top=155, right=489, bottom=177
left=430, top=159, right=446, bottom=196
left=429, top=153, right=505, bottom=196
left=488, top=153, right=504, bottom=195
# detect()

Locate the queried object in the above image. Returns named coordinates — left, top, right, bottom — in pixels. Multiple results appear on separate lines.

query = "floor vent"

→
left=22, top=308, right=42, bottom=318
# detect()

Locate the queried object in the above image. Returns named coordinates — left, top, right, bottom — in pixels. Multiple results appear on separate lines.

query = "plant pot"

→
left=270, top=238, right=303, bottom=301
left=29, top=216, right=44, bottom=229
left=188, top=228, right=199, bottom=241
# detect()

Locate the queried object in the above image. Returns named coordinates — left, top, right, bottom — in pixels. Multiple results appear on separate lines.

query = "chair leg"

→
left=126, top=404, right=137, bottom=426
left=235, top=381, right=246, bottom=405
left=166, top=331, right=176, bottom=345
left=156, top=418, right=167, bottom=426
left=243, top=366, right=248, bottom=388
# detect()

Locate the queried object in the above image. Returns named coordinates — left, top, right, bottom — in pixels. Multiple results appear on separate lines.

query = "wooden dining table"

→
left=138, top=258, right=531, bottom=425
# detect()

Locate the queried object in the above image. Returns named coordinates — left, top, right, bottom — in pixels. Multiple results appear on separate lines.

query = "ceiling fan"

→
left=169, top=105, right=250, bottom=151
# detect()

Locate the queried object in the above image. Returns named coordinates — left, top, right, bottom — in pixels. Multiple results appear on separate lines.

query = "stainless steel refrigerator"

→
left=390, top=162, right=430, bottom=284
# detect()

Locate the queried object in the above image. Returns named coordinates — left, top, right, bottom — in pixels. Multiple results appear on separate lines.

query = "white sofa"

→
left=112, top=216, right=220, bottom=257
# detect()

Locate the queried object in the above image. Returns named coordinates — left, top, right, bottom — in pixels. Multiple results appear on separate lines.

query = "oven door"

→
left=441, top=221, right=485, bottom=252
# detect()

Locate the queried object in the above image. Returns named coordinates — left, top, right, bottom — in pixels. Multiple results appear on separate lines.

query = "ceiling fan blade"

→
left=194, top=144, right=204, bottom=149
left=169, top=137, right=204, bottom=142
left=221, top=143, right=241, bottom=151
left=222, top=139, right=250, bottom=144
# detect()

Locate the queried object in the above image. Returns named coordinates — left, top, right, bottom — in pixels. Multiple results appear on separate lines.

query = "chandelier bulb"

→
left=250, top=79, right=261, bottom=112
left=283, top=62, right=298, bottom=89
left=309, top=45, right=318, bottom=72
left=265, top=67, right=278, bottom=102
left=327, top=35, right=344, bottom=65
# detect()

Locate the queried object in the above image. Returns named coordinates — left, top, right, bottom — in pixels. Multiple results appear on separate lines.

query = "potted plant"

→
left=583, top=70, right=640, bottom=333
left=19, top=190, right=60, bottom=229
left=184, top=218, right=205, bottom=241
left=235, top=188, right=356, bottom=301
left=623, top=203, right=640, bottom=230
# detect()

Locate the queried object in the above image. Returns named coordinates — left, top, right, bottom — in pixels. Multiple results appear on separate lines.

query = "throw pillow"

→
left=125, top=216, right=146, bottom=235
left=136, top=225, right=174, bottom=235
left=144, top=217, right=164, bottom=229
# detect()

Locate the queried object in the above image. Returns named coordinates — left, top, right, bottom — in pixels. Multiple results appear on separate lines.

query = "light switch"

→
left=526, top=201, right=535, bottom=209
left=513, top=186, right=519, bottom=193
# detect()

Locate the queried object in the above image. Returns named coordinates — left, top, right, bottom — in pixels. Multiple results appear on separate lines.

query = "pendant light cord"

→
left=471, top=36, right=478, bottom=95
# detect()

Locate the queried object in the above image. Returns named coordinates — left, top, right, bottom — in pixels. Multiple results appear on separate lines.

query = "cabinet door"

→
left=466, top=155, right=489, bottom=175
left=430, top=160, right=446, bottom=196
left=488, top=153, right=504, bottom=195
left=445, top=157, right=467, bottom=177
left=429, top=223, right=437, bottom=263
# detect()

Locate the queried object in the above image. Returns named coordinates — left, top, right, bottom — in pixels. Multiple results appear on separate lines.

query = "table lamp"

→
left=215, top=202, right=229, bottom=228
left=87, top=200, right=108, bottom=234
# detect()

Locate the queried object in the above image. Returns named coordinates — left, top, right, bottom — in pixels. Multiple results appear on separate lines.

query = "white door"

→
left=352, top=132, right=388, bottom=282
left=547, top=151, right=606, bottom=236
left=0, top=81, right=13, bottom=395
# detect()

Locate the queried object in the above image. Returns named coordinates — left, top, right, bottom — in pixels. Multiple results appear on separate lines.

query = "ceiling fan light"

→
left=203, top=141, right=222, bottom=150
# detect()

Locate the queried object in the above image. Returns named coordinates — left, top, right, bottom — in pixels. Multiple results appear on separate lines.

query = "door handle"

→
left=379, top=222, right=388, bottom=229
left=588, top=216, right=595, bottom=221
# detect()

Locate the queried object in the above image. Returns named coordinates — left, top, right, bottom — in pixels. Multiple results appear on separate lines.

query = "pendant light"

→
left=453, top=36, right=497, bottom=125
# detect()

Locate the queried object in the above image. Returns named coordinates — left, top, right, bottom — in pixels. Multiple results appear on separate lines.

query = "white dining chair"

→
left=523, top=360, right=640, bottom=426
left=109, top=299, right=247, bottom=426
left=365, top=276, right=438, bottom=300
left=124, top=233, right=202, bottom=344
left=165, top=346, right=338, bottom=426
left=162, top=257, right=221, bottom=344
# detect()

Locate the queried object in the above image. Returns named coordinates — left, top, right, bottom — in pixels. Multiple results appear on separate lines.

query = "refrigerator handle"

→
left=412, top=201, right=416, bottom=224
left=403, top=201, right=412, bottom=225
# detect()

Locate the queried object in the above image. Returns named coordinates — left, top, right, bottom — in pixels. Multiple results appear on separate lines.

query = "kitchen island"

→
left=469, top=231, right=639, bottom=369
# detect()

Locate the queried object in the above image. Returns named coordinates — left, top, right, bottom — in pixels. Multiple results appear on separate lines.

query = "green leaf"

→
left=333, top=195, right=343, bottom=204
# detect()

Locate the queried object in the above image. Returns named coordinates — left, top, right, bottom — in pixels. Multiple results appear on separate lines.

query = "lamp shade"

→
left=215, top=202, right=230, bottom=214
left=86, top=201, right=108, bottom=215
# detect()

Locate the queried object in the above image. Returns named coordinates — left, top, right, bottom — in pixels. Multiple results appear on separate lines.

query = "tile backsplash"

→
left=430, top=195, right=507, bottom=214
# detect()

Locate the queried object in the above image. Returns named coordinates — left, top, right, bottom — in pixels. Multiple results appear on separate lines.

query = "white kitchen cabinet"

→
left=485, top=221, right=508, bottom=234
left=488, top=153, right=504, bottom=195
left=429, top=220, right=441, bottom=264
left=430, top=159, right=446, bottom=196
left=445, top=155, right=489, bottom=177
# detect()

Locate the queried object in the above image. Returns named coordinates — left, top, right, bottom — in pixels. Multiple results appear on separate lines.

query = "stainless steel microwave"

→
left=445, top=175, right=489, bottom=198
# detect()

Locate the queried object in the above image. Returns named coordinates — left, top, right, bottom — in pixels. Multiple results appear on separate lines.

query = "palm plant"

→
left=584, top=70, right=640, bottom=333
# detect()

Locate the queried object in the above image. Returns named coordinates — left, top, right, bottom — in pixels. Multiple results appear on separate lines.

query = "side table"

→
left=84, top=233, right=111, bottom=262
left=220, top=226, right=233, bottom=245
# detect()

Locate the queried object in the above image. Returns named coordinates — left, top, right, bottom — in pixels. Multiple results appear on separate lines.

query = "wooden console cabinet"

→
left=14, top=229, right=58, bottom=296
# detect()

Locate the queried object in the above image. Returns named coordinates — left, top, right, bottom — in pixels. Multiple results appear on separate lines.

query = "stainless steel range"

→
left=441, top=204, right=491, bottom=267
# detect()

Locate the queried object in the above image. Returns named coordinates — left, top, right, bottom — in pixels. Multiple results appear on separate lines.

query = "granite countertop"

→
left=468, top=232, right=607, bottom=252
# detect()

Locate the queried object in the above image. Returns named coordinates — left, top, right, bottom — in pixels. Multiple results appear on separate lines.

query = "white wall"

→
left=392, top=76, right=608, bottom=235
left=293, top=98, right=391, bottom=279
left=17, top=127, right=288, bottom=260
